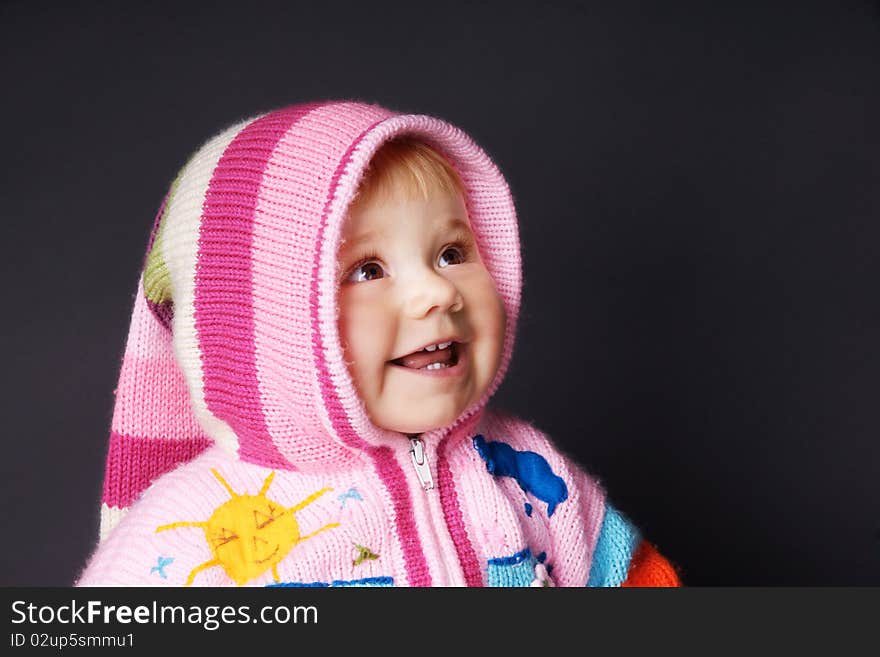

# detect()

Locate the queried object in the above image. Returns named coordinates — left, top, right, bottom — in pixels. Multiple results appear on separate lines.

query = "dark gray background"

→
left=2, top=0, right=878, bottom=586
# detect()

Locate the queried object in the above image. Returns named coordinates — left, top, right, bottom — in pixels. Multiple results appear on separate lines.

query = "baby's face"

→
left=337, top=185, right=505, bottom=434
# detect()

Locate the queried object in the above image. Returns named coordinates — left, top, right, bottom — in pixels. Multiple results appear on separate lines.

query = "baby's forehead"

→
left=341, top=185, right=471, bottom=238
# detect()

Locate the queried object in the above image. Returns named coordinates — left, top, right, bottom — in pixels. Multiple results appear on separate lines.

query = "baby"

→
left=77, top=101, right=680, bottom=587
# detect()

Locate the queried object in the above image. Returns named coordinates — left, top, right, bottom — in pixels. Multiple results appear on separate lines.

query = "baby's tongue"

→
left=394, top=347, right=454, bottom=370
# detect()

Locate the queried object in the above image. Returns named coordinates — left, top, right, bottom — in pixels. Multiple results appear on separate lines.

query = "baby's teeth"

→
left=422, top=362, right=449, bottom=370
left=422, top=341, right=453, bottom=353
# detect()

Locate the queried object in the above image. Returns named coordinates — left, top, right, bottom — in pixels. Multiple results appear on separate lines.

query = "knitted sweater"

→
left=77, top=101, right=679, bottom=587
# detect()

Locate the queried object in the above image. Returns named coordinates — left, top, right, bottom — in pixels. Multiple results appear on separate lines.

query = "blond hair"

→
left=351, top=137, right=466, bottom=208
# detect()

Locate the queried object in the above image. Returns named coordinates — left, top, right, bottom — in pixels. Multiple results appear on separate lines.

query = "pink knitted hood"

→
left=100, top=101, right=521, bottom=534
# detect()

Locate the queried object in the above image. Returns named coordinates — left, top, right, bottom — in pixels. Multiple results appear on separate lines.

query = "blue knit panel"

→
left=586, top=503, right=641, bottom=587
left=487, top=548, right=536, bottom=587
left=267, top=577, right=394, bottom=588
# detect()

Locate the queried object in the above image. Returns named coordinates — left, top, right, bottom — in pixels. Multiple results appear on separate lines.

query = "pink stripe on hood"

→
left=195, top=105, right=318, bottom=469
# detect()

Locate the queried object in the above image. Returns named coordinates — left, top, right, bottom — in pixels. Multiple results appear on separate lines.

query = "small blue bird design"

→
left=150, top=556, right=174, bottom=579
left=338, top=487, right=363, bottom=508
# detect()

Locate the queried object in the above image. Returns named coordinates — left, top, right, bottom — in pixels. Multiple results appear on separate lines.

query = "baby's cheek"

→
left=339, top=296, right=396, bottom=384
left=337, top=295, right=368, bottom=383
left=476, top=279, right=506, bottom=347
left=469, top=276, right=506, bottom=391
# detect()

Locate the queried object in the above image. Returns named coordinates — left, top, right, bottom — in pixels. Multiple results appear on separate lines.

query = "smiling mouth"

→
left=389, top=342, right=461, bottom=371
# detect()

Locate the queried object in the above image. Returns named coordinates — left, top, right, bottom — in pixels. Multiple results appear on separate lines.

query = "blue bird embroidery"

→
left=473, top=435, right=569, bottom=517
left=338, top=487, right=363, bottom=508
left=150, top=556, right=174, bottom=579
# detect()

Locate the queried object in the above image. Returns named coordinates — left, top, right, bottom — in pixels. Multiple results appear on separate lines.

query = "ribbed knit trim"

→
left=310, top=115, right=387, bottom=453
left=368, top=446, right=432, bottom=586
left=437, top=433, right=484, bottom=586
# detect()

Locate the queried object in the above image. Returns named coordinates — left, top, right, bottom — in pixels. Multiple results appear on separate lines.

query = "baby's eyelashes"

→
left=438, top=245, right=466, bottom=268
left=347, top=261, right=386, bottom=283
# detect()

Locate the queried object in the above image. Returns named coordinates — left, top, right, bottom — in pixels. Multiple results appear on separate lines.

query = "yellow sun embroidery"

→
left=157, top=469, right=339, bottom=586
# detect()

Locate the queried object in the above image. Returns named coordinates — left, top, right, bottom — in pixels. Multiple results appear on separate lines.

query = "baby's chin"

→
left=370, top=416, right=459, bottom=436
left=367, top=399, right=470, bottom=436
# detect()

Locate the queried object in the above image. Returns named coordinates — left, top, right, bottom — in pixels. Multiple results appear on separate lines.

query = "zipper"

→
left=409, top=437, right=434, bottom=490
left=405, top=435, right=466, bottom=585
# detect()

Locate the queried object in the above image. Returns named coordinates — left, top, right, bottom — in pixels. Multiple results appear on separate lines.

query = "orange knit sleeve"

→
left=621, top=540, right=682, bottom=587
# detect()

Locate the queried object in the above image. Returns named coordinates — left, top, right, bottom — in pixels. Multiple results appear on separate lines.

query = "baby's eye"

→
left=347, top=261, right=385, bottom=283
left=438, top=246, right=466, bottom=268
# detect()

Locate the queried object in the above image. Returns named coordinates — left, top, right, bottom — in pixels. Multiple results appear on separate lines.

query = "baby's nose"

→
left=402, top=271, right=464, bottom=318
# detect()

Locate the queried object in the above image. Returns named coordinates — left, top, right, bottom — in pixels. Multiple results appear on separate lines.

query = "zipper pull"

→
left=409, top=437, right=434, bottom=490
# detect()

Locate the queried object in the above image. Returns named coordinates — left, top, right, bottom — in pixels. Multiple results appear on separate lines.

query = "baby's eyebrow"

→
left=340, top=218, right=472, bottom=253
left=445, top=218, right=472, bottom=235
left=340, top=230, right=382, bottom=252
